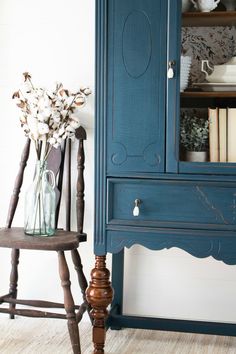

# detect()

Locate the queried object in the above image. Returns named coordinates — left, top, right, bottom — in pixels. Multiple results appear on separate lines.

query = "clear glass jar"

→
left=24, top=161, right=56, bottom=236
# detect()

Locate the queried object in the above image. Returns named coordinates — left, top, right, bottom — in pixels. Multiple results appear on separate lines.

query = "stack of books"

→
left=208, top=108, right=236, bottom=163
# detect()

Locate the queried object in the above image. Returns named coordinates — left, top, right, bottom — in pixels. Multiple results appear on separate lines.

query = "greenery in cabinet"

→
left=180, top=112, right=209, bottom=153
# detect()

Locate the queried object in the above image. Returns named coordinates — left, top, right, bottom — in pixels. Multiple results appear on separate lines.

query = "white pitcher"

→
left=191, top=0, right=220, bottom=12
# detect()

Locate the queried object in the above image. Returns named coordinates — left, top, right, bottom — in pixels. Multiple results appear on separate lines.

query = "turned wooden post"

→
left=6, top=139, right=31, bottom=229
left=71, top=249, right=91, bottom=312
left=58, top=251, right=81, bottom=354
left=86, top=256, right=114, bottom=354
left=75, top=126, right=86, bottom=234
left=9, top=248, right=20, bottom=319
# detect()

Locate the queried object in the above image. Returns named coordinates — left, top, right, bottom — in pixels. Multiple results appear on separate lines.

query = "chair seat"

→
left=0, top=227, right=86, bottom=251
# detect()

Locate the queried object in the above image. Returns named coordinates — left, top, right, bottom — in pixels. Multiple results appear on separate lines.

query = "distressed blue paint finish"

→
left=107, top=313, right=236, bottom=336
left=107, top=0, right=167, bottom=174
left=106, top=228, right=236, bottom=265
left=107, top=178, right=236, bottom=231
left=95, top=0, right=236, bottom=336
left=166, top=0, right=182, bottom=173
left=122, top=11, right=151, bottom=79
left=110, top=250, right=124, bottom=330
left=180, top=161, right=236, bottom=175
left=94, top=0, right=108, bottom=255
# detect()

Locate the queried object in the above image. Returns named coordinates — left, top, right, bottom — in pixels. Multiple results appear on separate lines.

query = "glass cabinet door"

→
left=167, top=0, right=236, bottom=175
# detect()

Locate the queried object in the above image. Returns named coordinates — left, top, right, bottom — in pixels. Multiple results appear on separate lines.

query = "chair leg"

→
left=71, top=249, right=92, bottom=322
left=9, top=249, right=20, bottom=319
left=58, top=251, right=81, bottom=354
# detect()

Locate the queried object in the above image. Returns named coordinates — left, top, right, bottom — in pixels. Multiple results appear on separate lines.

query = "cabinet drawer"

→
left=107, top=179, right=236, bottom=230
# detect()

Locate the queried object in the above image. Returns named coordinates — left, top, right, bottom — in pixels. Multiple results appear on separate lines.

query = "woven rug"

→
left=0, top=317, right=236, bottom=353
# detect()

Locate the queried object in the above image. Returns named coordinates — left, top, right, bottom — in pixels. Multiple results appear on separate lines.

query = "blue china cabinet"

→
left=86, top=1, right=236, bottom=352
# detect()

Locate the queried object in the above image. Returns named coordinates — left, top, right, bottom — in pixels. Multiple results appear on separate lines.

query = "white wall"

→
left=0, top=0, right=96, bottom=316
left=0, top=0, right=236, bottom=325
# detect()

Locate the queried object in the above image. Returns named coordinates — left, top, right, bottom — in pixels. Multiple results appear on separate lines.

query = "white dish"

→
left=201, top=58, right=236, bottom=83
left=193, top=82, right=236, bottom=91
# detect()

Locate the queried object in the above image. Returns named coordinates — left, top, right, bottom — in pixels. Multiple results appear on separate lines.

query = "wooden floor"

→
left=0, top=317, right=236, bottom=353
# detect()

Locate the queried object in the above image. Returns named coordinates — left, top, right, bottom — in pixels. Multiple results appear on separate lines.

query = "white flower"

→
left=31, top=107, right=38, bottom=116
left=14, top=73, right=91, bottom=158
left=53, top=132, right=60, bottom=139
left=37, top=113, right=47, bottom=122
left=14, top=98, right=23, bottom=105
left=74, top=95, right=85, bottom=107
left=56, top=137, right=62, bottom=145
left=70, top=120, right=80, bottom=129
left=46, top=90, right=56, bottom=100
left=43, top=107, right=52, bottom=118
left=66, top=125, right=75, bottom=133
left=38, top=122, right=49, bottom=135
left=27, top=116, right=39, bottom=140
left=65, top=96, right=74, bottom=106
left=20, top=116, right=27, bottom=124
left=84, top=88, right=92, bottom=95
left=53, top=142, right=60, bottom=148
left=48, top=137, right=56, bottom=145
left=80, top=86, right=92, bottom=96
left=20, top=81, right=32, bottom=93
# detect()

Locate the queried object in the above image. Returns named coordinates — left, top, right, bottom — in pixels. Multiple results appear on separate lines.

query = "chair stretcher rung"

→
left=2, top=297, right=80, bottom=309
left=0, top=307, right=67, bottom=319
left=76, top=302, right=88, bottom=322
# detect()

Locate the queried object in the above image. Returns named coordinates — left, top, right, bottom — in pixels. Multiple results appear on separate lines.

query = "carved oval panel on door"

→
left=122, top=10, right=152, bottom=78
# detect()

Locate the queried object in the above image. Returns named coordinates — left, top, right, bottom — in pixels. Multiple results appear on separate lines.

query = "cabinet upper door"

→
left=106, top=0, right=168, bottom=174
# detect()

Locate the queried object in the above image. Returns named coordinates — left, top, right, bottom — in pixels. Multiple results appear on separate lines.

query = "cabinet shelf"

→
left=181, top=91, right=236, bottom=98
left=181, top=91, right=236, bottom=108
left=182, top=11, right=236, bottom=27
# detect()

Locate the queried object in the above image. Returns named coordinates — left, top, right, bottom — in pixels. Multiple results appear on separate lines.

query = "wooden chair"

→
left=0, top=126, right=91, bottom=354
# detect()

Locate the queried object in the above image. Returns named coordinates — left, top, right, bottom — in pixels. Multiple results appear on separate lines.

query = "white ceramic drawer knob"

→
left=133, top=199, right=141, bottom=217
left=167, top=61, right=175, bottom=79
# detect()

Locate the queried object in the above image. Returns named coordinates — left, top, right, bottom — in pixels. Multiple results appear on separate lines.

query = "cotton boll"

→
left=53, top=142, right=60, bottom=149
left=55, top=100, right=62, bottom=107
left=20, top=81, right=32, bottom=94
left=65, top=96, right=74, bottom=106
left=48, top=137, right=57, bottom=145
left=14, top=73, right=91, bottom=151
left=56, top=137, right=62, bottom=145
left=66, top=125, right=75, bottom=133
left=53, top=132, right=60, bottom=139
left=27, top=116, right=39, bottom=140
left=84, top=88, right=92, bottom=95
left=37, top=113, right=46, bottom=122
left=38, top=122, right=49, bottom=135
left=74, top=96, right=85, bottom=107
left=43, top=107, right=52, bottom=118
left=20, top=116, right=27, bottom=124
left=53, top=113, right=61, bottom=123
left=70, top=120, right=80, bottom=129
